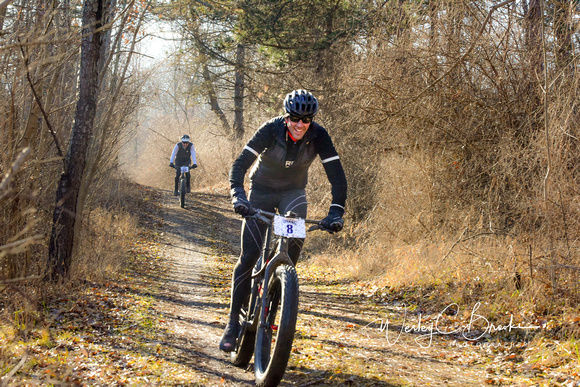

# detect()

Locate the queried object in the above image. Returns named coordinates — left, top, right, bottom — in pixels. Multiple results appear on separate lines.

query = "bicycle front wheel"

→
left=179, top=177, right=186, bottom=208
left=254, top=264, right=299, bottom=387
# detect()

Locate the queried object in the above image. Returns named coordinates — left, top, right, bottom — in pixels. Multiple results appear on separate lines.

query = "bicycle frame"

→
left=230, top=209, right=332, bottom=385
left=174, top=165, right=190, bottom=208
left=178, top=166, right=189, bottom=180
left=239, top=214, right=278, bottom=338
left=238, top=209, right=320, bottom=344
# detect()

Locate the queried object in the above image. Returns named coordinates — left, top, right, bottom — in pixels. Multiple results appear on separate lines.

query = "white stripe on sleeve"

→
left=244, top=146, right=259, bottom=157
left=321, top=155, right=340, bottom=164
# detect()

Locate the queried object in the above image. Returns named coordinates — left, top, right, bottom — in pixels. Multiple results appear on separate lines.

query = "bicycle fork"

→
left=259, top=238, right=293, bottom=329
left=246, top=223, right=294, bottom=334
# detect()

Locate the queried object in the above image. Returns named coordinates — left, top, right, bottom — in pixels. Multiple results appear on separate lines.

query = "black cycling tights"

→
left=174, top=170, right=191, bottom=190
left=227, top=188, right=307, bottom=324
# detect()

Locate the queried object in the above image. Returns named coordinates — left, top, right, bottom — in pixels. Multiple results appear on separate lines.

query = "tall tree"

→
left=233, top=42, right=245, bottom=140
left=0, top=0, right=12, bottom=31
left=552, top=0, right=573, bottom=71
left=524, top=0, right=543, bottom=77
left=236, top=0, right=355, bottom=76
left=48, top=0, right=110, bottom=280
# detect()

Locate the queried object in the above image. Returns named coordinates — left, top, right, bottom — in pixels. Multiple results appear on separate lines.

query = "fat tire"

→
left=179, top=177, right=186, bottom=208
left=230, top=293, right=257, bottom=367
left=254, top=264, right=299, bottom=387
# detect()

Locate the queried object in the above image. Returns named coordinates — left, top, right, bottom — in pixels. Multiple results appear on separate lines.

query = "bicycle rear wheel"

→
left=179, top=177, right=186, bottom=208
left=230, top=292, right=257, bottom=367
left=254, top=264, right=299, bottom=387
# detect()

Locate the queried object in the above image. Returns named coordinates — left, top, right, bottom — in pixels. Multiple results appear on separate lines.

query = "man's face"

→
left=285, top=116, right=311, bottom=140
left=182, top=141, right=189, bottom=146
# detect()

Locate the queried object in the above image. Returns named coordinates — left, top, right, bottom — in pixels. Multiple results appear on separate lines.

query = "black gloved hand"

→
left=233, top=196, right=255, bottom=217
left=169, top=163, right=175, bottom=168
left=191, top=164, right=198, bottom=169
left=320, top=207, right=344, bottom=232
left=231, top=188, right=255, bottom=216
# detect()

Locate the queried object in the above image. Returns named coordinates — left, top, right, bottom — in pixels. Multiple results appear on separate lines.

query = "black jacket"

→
left=229, top=116, right=347, bottom=210
left=171, top=142, right=194, bottom=166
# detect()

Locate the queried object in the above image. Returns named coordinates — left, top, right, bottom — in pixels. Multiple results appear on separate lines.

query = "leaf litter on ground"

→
left=1, top=186, right=207, bottom=386
left=3, top=184, right=580, bottom=386
left=294, top=259, right=580, bottom=386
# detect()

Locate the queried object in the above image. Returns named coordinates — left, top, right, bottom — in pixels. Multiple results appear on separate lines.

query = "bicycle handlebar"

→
left=251, top=209, right=319, bottom=224
left=245, top=209, right=334, bottom=233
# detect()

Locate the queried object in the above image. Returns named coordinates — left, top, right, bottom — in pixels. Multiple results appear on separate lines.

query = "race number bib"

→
left=181, top=166, right=189, bottom=173
left=273, top=215, right=306, bottom=238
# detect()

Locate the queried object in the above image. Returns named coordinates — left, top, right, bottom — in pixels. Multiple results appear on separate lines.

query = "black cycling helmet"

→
left=283, top=89, right=318, bottom=118
left=180, top=134, right=190, bottom=142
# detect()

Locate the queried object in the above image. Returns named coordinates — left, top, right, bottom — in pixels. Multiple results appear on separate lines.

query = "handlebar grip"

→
left=243, top=210, right=334, bottom=233
left=248, top=212, right=270, bottom=224
left=308, top=224, right=335, bottom=234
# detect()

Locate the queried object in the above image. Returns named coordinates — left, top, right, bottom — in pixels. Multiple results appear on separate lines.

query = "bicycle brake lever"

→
left=308, top=224, right=335, bottom=234
left=247, top=212, right=270, bottom=224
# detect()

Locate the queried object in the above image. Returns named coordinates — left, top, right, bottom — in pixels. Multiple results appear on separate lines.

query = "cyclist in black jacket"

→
left=169, top=135, right=197, bottom=196
left=220, top=90, right=347, bottom=352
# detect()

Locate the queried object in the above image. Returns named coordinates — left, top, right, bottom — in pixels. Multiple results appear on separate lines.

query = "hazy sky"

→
left=140, top=20, right=179, bottom=65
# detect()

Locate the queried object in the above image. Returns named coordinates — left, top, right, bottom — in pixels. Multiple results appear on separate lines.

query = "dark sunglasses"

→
left=288, top=116, right=312, bottom=124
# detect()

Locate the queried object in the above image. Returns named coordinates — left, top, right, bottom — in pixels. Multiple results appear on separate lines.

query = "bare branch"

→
left=0, top=235, right=44, bottom=253
left=0, top=148, right=30, bottom=200
left=18, top=41, right=65, bottom=163
left=1, top=352, right=28, bottom=387
left=0, top=275, right=42, bottom=284
left=388, top=0, right=517, bottom=119
left=0, top=0, right=13, bottom=13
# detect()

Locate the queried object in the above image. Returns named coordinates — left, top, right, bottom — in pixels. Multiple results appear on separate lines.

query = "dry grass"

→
left=0, top=178, right=147, bottom=337
left=288, top=3, right=580, bottom=337
left=72, top=208, right=139, bottom=281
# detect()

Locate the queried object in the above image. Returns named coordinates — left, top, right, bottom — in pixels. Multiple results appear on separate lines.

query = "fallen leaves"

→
left=4, top=185, right=579, bottom=386
left=0, top=190, right=207, bottom=386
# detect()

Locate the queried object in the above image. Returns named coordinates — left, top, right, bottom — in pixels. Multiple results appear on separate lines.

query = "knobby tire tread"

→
left=231, top=329, right=255, bottom=367
left=179, top=177, right=186, bottom=208
left=231, top=292, right=257, bottom=367
left=254, top=264, right=299, bottom=387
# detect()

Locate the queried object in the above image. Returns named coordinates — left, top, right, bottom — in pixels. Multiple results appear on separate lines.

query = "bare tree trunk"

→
left=233, top=43, right=245, bottom=141
left=186, top=16, right=231, bottom=134
left=524, top=0, right=542, bottom=76
left=428, top=0, right=439, bottom=84
left=0, top=2, right=7, bottom=32
left=98, top=0, right=116, bottom=79
left=202, top=60, right=230, bottom=134
left=74, top=0, right=149, bottom=258
left=553, top=0, right=572, bottom=71
left=47, top=0, right=107, bottom=280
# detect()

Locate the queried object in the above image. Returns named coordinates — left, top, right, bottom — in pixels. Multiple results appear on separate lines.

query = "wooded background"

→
left=1, top=0, right=579, bottom=307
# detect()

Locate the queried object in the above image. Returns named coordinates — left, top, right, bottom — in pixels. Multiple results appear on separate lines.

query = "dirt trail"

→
left=152, top=187, right=494, bottom=386
left=152, top=188, right=252, bottom=385
left=0, top=184, right=554, bottom=386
